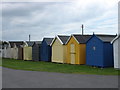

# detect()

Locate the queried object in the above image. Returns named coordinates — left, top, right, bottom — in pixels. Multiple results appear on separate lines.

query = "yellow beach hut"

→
left=51, top=35, right=70, bottom=63
left=66, top=34, right=91, bottom=64
left=23, top=41, right=34, bottom=60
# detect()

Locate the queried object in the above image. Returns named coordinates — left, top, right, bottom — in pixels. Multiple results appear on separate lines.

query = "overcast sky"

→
left=1, top=0, right=119, bottom=41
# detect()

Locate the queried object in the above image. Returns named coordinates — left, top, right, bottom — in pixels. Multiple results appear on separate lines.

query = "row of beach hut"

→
left=1, top=34, right=120, bottom=69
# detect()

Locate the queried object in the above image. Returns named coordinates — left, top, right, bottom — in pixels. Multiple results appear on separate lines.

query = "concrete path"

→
left=2, top=67, right=118, bottom=88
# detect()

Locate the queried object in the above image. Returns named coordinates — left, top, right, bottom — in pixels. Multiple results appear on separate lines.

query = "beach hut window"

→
left=93, top=46, right=96, bottom=51
left=70, top=44, right=75, bottom=53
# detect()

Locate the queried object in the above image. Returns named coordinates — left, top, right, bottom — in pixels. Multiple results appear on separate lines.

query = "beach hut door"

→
left=70, top=44, right=75, bottom=64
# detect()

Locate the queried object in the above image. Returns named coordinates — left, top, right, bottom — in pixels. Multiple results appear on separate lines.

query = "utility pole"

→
left=29, top=34, right=30, bottom=42
left=81, top=24, right=84, bottom=35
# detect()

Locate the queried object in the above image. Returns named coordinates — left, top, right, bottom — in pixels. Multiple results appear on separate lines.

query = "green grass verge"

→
left=2, top=58, right=120, bottom=75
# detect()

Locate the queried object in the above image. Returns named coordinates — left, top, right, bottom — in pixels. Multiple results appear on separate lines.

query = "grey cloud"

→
left=1, top=1, right=118, bottom=41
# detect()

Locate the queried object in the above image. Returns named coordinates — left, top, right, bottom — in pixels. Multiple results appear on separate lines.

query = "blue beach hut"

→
left=40, top=38, right=54, bottom=62
left=86, top=34, right=116, bottom=68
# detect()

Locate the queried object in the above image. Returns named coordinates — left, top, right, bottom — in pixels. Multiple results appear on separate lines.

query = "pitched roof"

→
left=43, top=38, right=54, bottom=45
left=72, top=34, right=92, bottom=44
left=2, top=41, right=9, bottom=48
left=9, top=41, right=24, bottom=48
left=95, top=35, right=116, bottom=42
left=35, top=41, right=42, bottom=45
left=26, top=41, right=35, bottom=47
left=57, top=35, right=70, bottom=44
left=33, top=41, right=42, bottom=46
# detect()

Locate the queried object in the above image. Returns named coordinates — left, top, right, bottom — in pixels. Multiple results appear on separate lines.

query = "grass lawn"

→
left=2, top=58, right=120, bottom=75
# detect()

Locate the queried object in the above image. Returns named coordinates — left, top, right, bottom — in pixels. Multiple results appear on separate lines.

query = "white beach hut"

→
left=111, top=34, right=120, bottom=69
left=9, top=41, right=25, bottom=59
left=6, top=42, right=12, bottom=58
left=2, top=41, right=11, bottom=58
left=11, top=43, right=18, bottom=59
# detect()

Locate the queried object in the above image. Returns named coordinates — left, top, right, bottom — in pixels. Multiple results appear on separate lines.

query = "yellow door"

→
left=70, top=44, right=75, bottom=64
left=53, top=45, right=63, bottom=63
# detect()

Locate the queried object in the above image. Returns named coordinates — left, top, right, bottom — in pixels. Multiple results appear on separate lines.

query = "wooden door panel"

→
left=71, top=54, right=75, bottom=64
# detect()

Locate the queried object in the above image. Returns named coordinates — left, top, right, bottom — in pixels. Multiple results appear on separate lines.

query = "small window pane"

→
left=93, top=46, right=96, bottom=51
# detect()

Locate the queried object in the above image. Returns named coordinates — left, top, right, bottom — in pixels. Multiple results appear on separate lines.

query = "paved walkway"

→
left=2, top=67, right=118, bottom=88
